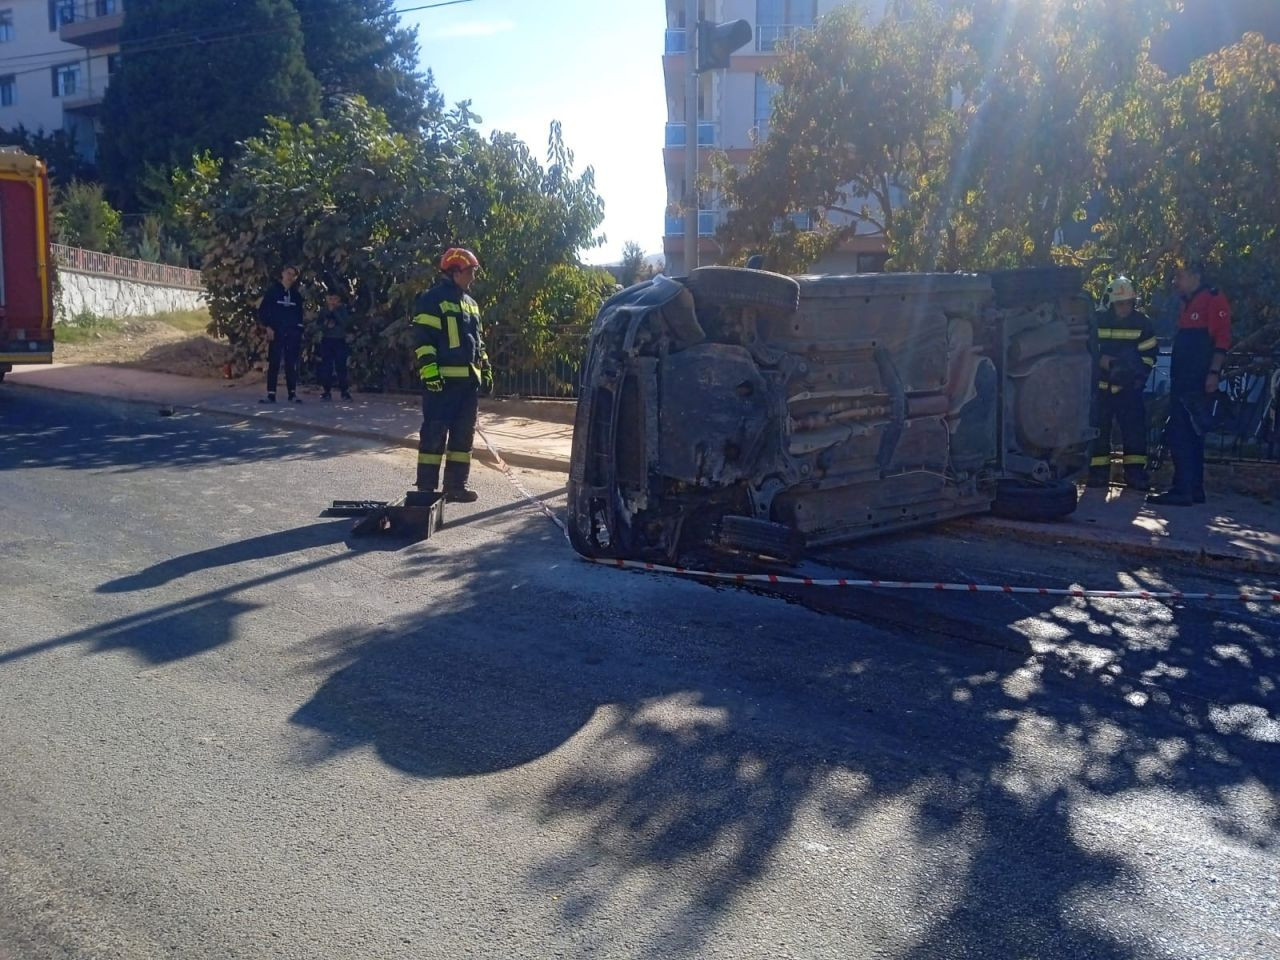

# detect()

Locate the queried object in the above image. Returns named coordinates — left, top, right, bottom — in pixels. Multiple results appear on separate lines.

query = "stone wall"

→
left=52, top=244, right=207, bottom=322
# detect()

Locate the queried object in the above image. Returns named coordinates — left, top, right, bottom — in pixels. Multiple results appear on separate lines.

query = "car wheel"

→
left=686, top=266, right=801, bottom=314
left=717, top=515, right=806, bottom=564
left=989, top=478, right=1079, bottom=521
left=987, top=267, right=1084, bottom=308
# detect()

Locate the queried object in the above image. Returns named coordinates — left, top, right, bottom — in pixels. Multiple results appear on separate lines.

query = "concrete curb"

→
left=956, top=515, right=1279, bottom=573
left=9, top=380, right=573, bottom=475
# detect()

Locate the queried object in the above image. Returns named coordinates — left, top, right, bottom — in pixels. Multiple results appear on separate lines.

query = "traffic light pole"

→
left=683, top=0, right=699, bottom=272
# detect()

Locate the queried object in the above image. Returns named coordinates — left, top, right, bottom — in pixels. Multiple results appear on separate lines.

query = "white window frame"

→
left=0, top=10, right=15, bottom=44
left=53, top=62, right=80, bottom=98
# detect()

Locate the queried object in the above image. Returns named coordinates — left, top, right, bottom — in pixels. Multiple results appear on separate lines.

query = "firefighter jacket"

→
left=411, top=278, right=488, bottom=388
left=1171, top=285, right=1231, bottom=396
left=1096, top=306, right=1158, bottom=394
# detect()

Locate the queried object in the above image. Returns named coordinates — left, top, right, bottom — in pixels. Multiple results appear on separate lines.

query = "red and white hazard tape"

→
left=476, top=428, right=1280, bottom=605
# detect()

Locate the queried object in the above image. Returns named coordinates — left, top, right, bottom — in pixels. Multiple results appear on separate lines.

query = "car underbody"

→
left=568, top=266, right=1095, bottom=563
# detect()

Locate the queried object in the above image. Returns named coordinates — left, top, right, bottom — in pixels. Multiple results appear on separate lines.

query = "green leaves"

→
left=179, top=97, right=607, bottom=389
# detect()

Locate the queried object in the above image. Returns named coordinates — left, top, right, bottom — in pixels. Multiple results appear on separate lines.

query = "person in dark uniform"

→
left=315, top=290, right=352, bottom=401
left=1088, top=276, right=1158, bottom=490
left=1148, top=260, right=1232, bottom=507
left=410, top=248, right=493, bottom=502
left=257, top=265, right=306, bottom=403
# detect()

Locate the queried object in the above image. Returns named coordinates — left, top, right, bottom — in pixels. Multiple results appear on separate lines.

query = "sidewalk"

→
left=8, top=362, right=1278, bottom=570
left=7, top=363, right=574, bottom=474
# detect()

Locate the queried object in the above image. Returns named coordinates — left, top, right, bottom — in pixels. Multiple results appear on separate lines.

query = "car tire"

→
left=987, top=267, right=1084, bottom=308
left=686, top=267, right=800, bottom=314
left=717, top=515, right=806, bottom=564
left=989, top=478, right=1079, bottom=522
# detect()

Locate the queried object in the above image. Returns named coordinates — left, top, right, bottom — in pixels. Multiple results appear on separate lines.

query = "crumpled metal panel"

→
left=657, top=343, right=771, bottom=486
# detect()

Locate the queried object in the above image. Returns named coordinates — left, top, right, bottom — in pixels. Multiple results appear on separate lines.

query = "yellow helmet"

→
left=1103, top=275, right=1137, bottom=308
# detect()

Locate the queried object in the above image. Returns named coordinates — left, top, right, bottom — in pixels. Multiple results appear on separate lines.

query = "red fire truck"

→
left=0, top=150, right=54, bottom=383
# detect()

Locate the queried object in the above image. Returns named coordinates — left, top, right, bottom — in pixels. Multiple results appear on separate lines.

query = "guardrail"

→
left=52, top=243, right=205, bottom=291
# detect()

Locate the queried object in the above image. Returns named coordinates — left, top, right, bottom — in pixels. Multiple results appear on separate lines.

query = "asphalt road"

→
left=1, top=385, right=1277, bottom=960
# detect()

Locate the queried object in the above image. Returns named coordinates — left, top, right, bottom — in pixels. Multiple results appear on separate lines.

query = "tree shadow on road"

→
left=0, top=385, right=376, bottom=474
left=285, top=519, right=1279, bottom=958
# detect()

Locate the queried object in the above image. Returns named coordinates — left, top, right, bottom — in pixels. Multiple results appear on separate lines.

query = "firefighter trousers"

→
left=1091, top=387, right=1148, bottom=471
left=417, top=383, right=478, bottom=491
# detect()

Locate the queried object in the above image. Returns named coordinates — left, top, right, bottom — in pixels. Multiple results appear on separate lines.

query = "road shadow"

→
left=0, top=381, right=376, bottom=474
left=286, top=519, right=1279, bottom=957
left=97, top=520, right=351, bottom=593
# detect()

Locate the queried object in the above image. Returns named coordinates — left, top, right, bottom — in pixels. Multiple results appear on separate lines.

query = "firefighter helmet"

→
left=1103, top=275, right=1137, bottom=308
left=440, top=247, right=480, bottom=274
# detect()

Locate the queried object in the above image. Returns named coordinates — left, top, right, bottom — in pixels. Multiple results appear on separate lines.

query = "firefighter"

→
left=1148, top=260, right=1231, bottom=507
left=1088, top=276, right=1158, bottom=490
left=410, top=247, right=493, bottom=502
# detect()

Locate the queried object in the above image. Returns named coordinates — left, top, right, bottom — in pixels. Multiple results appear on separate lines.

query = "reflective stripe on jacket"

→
left=411, top=278, right=487, bottom=386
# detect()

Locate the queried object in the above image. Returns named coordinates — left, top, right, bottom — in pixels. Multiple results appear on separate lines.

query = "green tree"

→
left=53, top=181, right=124, bottom=253
left=292, top=0, right=434, bottom=131
left=0, top=126, right=94, bottom=186
left=714, top=2, right=961, bottom=272
left=1091, top=32, right=1280, bottom=344
left=617, top=240, right=647, bottom=287
left=100, top=0, right=320, bottom=209
left=717, top=0, right=1178, bottom=272
left=178, top=100, right=607, bottom=388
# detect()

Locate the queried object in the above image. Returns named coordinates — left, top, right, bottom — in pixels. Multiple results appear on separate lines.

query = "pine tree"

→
left=291, top=0, right=432, bottom=132
left=100, top=0, right=321, bottom=208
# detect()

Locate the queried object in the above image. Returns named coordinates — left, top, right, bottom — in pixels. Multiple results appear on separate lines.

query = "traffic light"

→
left=696, top=19, right=752, bottom=72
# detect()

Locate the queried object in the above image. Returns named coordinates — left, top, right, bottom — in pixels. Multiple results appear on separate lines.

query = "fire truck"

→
left=0, top=150, right=53, bottom=383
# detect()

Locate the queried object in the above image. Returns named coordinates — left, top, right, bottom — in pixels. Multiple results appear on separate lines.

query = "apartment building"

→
left=0, top=1, right=123, bottom=162
left=662, top=0, right=889, bottom=274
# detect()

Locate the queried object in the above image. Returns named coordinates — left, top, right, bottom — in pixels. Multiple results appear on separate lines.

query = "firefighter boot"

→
left=1123, top=466, right=1150, bottom=491
left=1086, top=467, right=1110, bottom=489
left=444, top=487, right=479, bottom=503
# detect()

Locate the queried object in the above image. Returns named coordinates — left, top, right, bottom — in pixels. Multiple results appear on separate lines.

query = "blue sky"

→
left=401, top=0, right=669, bottom=265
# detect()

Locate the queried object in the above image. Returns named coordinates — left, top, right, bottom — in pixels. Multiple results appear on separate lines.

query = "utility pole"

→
left=683, top=0, right=700, bottom=274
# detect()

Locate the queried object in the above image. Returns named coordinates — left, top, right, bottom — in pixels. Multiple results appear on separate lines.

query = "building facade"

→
left=0, top=1, right=123, bottom=161
left=662, top=0, right=890, bottom=275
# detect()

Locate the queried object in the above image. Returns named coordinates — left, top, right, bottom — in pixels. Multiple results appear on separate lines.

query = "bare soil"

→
left=55, top=319, right=233, bottom=379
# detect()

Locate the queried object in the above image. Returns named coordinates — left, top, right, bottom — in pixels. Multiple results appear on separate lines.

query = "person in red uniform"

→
left=1148, top=260, right=1231, bottom=506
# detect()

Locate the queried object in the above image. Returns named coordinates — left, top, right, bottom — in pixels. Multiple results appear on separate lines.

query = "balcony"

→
left=756, top=23, right=810, bottom=53
left=58, top=1, right=124, bottom=49
left=664, top=122, right=717, bottom=148
left=664, top=28, right=687, bottom=54
left=664, top=210, right=718, bottom=237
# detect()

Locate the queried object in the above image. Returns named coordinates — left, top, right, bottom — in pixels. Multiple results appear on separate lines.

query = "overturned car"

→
left=567, top=266, right=1095, bottom=563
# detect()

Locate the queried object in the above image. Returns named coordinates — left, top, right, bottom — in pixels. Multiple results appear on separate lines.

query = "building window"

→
left=754, top=74, right=778, bottom=140
left=0, top=75, right=14, bottom=107
left=0, top=10, right=14, bottom=43
left=97, top=0, right=119, bottom=14
left=50, top=1, right=75, bottom=30
left=52, top=62, right=80, bottom=97
left=107, top=53, right=121, bottom=75
left=756, top=0, right=818, bottom=52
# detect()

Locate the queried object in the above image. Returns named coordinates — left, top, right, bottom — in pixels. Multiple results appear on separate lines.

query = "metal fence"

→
left=52, top=243, right=205, bottom=290
left=1147, top=352, right=1280, bottom=464
left=489, top=329, right=584, bottom=399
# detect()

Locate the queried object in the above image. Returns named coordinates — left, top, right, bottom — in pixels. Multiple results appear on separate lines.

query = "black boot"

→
left=1086, top=468, right=1110, bottom=489
left=320, top=390, right=332, bottom=401
left=259, top=392, right=276, bottom=404
left=340, top=390, right=352, bottom=401
left=1147, top=490, right=1194, bottom=507
left=444, top=487, right=479, bottom=503
left=1123, top=466, right=1150, bottom=491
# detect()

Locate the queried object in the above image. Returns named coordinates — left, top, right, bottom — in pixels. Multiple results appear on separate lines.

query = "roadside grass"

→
left=54, top=310, right=122, bottom=344
left=55, top=306, right=213, bottom=344
left=150, top=307, right=212, bottom=335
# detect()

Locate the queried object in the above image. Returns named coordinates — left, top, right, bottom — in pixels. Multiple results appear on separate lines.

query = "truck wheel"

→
left=990, top=478, right=1078, bottom=521
left=686, top=267, right=800, bottom=314
left=987, top=267, right=1084, bottom=308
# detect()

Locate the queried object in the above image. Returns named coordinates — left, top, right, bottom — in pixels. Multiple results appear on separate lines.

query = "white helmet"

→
left=1103, top=276, right=1137, bottom=308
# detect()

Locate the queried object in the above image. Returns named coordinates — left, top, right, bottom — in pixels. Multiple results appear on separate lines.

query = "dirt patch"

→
left=54, top=318, right=232, bottom=379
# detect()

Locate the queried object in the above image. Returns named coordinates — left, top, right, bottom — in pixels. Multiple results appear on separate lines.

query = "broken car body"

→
left=568, top=266, right=1094, bottom=562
